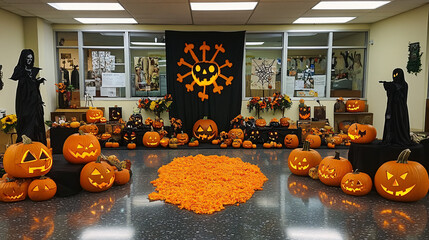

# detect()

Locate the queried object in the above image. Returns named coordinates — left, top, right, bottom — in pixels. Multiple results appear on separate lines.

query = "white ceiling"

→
left=0, top=0, right=428, bottom=25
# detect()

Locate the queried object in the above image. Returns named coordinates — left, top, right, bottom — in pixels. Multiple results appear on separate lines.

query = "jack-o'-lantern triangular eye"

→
left=77, top=144, right=83, bottom=149
left=40, top=149, right=50, bottom=159
left=106, top=168, right=111, bottom=173
left=22, top=150, right=36, bottom=163
left=400, top=173, right=408, bottom=180
left=207, top=126, right=213, bottom=132
left=197, top=126, right=204, bottom=132
left=32, top=186, right=40, bottom=192
left=44, top=186, right=49, bottom=191
left=91, top=169, right=101, bottom=175
left=357, top=180, right=362, bottom=186
left=89, top=143, right=94, bottom=148
left=387, top=171, right=393, bottom=180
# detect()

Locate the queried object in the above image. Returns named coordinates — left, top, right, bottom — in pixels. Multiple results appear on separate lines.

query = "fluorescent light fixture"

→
left=131, top=42, right=165, bottom=46
left=75, top=18, right=137, bottom=24
left=293, top=17, right=355, bottom=24
left=245, top=42, right=264, bottom=46
left=312, top=1, right=390, bottom=10
left=48, top=2, right=124, bottom=11
left=190, top=2, right=257, bottom=11
left=81, top=227, right=134, bottom=240
left=286, top=227, right=343, bottom=240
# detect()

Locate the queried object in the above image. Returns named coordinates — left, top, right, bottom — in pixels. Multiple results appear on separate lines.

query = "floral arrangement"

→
left=247, top=93, right=292, bottom=117
left=55, top=83, right=75, bottom=108
left=247, top=97, right=270, bottom=114
left=0, top=114, right=17, bottom=134
left=138, top=94, right=173, bottom=118
left=270, top=93, right=292, bottom=115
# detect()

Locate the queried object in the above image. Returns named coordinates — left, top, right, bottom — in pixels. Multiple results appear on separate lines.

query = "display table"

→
left=348, top=139, right=429, bottom=178
left=47, top=154, right=84, bottom=197
left=50, top=127, right=79, bottom=154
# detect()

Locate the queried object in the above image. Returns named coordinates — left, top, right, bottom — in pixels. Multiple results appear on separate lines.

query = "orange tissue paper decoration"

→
left=148, top=154, right=268, bottom=214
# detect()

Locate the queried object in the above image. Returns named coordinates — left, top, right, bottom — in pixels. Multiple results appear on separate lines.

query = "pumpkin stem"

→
left=78, top=130, right=85, bottom=135
left=203, top=116, right=208, bottom=120
left=22, top=135, right=32, bottom=144
left=96, top=156, right=102, bottom=163
left=302, top=141, right=311, bottom=151
left=151, top=126, right=154, bottom=132
left=353, top=169, right=359, bottom=174
left=396, top=149, right=411, bottom=164
left=334, top=151, right=340, bottom=160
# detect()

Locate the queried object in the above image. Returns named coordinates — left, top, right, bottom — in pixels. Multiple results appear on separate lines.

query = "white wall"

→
left=368, top=5, right=429, bottom=137
left=0, top=8, right=24, bottom=116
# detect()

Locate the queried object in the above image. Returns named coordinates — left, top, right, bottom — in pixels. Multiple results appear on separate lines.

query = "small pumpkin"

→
left=318, top=151, right=353, bottom=186
left=346, top=99, right=365, bottom=112
left=192, top=116, right=218, bottom=142
left=374, top=149, right=429, bottom=202
left=0, top=177, right=30, bottom=202
left=152, top=117, right=164, bottom=129
left=232, top=139, right=242, bottom=148
left=341, top=170, right=372, bottom=196
left=284, top=134, right=299, bottom=149
left=327, top=142, right=336, bottom=148
left=70, top=121, right=81, bottom=128
left=255, top=118, right=266, bottom=127
left=160, top=137, right=170, bottom=148
left=228, top=128, right=244, bottom=141
left=309, top=166, right=319, bottom=179
left=242, top=140, right=253, bottom=149
left=263, top=142, right=274, bottom=148
left=101, top=133, right=112, bottom=140
left=212, top=139, right=220, bottom=145
left=127, top=143, right=136, bottom=149
left=143, top=127, right=160, bottom=148
left=280, top=117, right=290, bottom=127
left=27, top=177, right=57, bottom=201
left=63, top=130, right=101, bottom=164
left=79, top=124, right=99, bottom=135
left=348, top=123, right=377, bottom=144
left=288, top=141, right=322, bottom=176
left=111, top=142, right=120, bottom=148
left=114, top=169, right=130, bottom=185
left=176, top=131, right=189, bottom=145
left=220, top=143, right=228, bottom=148
left=99, top=117, right=107, bottom=123
left=86, top=107, right=103, bottom=123
left=80, top=156, right=115, bottom=192
left=105, top=141, right=113, bottom=148
left=188, top=138, right=199, bottom=147
left=305, top=134, right=321, bottom=149
left=169, top=137, right=178, bottom=148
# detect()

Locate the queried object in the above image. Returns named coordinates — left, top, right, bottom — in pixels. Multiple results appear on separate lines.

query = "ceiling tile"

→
left=193, top=11, right=253, bottom=25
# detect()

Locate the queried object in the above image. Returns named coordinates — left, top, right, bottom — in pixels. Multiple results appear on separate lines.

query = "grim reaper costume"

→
left=10, top=49, right=47, bottom=145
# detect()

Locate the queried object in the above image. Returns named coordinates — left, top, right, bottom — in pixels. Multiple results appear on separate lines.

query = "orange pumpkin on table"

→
left=192, top=117, right=218, bottom=143
left=305, top=134, right=321, bottom=149
left=143, top=127, right=160, bottom=148
left=341, top=170, right=372, bottom=196
left=86, top=107, right=103, bottom=123
left=280, top=117, right=290, bottom=127
left=348, top=123, right=377, bottom=144
left=228, top=128, right=244, bottom=141
left=63, top=131, right=101, bottom=164
left=255, top=118, right=266, bottom=127
left=288, top=141, right=322, bottom=176
left=346, top=99, right=365, bottom=112
left=27, top=177, right=57, bottom=201
left=284, top=134, right=299, bottom=149
left=176, top=131, right=189, bottom=145
left=188, top=138, right=199, bottom=147
left=80, top=157, right=115, bottom=192
left=318, top=151, right=353, bottom=186
left=0, top=177, right=31, bottom=202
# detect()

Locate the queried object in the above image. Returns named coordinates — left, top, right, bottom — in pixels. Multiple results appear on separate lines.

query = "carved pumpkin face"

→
left=374, top=149, right=429, bottom=202
left=299, top=106, right=311, bottom=120
left=80, top=160, right=115, bottom=192
left=176, top=132, right=189, bottom=145
left=228, top=128, right=244, bottom=141
left=341, top=171, right=372, bottom=196
left=63, top=132, right=101, bottom=164
left=348, top=123, right=377, bottom=144
left=86, top=108, right=103, bottom=123
left=192, top=117, right=218, bottom=142
left=129, top=114, right=143, bottom=127
left=247, top=130, right=261, bottom=143
left=280, top=117, right=290, bottom=127
left=318, top=152, right=353, bottom=186
left=192, top=61, right=219, bottom=86
left=268, top=131, right=279, bottom=143
left=152, top=118, right=164, bottom=129
left=143, top=130, right=160, bottom=148
left=284, top=134, right=299, bottom=148
left=346, top=99, right=365, bottom=112
left=287, top=141, right=322, bottom=176
left=109, top=107, right=122, bottom=121
left=3, top=136, right=53, bottom=178
left=80, top=124, right=99, bottom=135
left=305, top=134, right=321, bottom=148
left=28, top=177, right=57, bottom=201
left=123, top=130, right=136, bottom=144
left=255, top=118, right=266, bottom=127
left=99, top=117, right=107, bottom=123
left=0, top=178, right=30, bottom=202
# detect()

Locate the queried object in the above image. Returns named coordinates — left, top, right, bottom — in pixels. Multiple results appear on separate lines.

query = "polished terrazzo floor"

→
left=1, top=148, right=429, bottom=240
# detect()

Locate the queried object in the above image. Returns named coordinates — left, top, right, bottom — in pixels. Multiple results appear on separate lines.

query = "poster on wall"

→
left=250, top=58, right=277, bottom=90
left=133, top=56, right=160, bottom=92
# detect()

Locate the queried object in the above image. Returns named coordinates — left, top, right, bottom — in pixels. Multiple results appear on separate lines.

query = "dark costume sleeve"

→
left=382, top=68, right=412, bottom=146
left=10, top=49, right=46, bottom=145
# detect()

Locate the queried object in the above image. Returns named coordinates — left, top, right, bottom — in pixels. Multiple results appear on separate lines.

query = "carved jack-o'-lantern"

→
left=86, top=107, right=103, bottom=123
left=247, top=130, right=261, bottom=144
left=143, top=127, right=160, bottom=148
left=27, top=177, right=57, bottom=201
left=228, top=128, right=244, bottom=141
left=63, top=131, right=101, bottom=164
left=122, top=130, right=137, bottom=144
left=305, top=134, right=321, bottom=149
left=341, top=170, right=372, bottom=196
left=109, top=105, right=122, bottom=122
left=284, top=134, right=299, bottom=148
left=176, top=131, right=189, bottom=145
left=374, top=149, right=429, bottom=202
left=255, top=118, right=266, bottom=127
left=348, top=123, right=377, bottom=144
left=288, top=141, right=322, bottom=176
left=318, top=151, right=353, bottom=186
left=3, top=135, right=53, bottom=178
left=152, top=117, right=164, bottom=129
left=280, top=117, right=290, bottom=127
left=346, top=99, right=365, bottom=112
left=299, top=106, right=311, bottom=120
left=0, top=178, right=30, bottom=202
left=79, top=124, right=99, bottom=135
left=80, top=157, right=115, bottom=192
left=192, top=117, right=218, bottom=142
left=268, top=130, right=280, bottom=143
left=129, top=113, right=143, bottom=128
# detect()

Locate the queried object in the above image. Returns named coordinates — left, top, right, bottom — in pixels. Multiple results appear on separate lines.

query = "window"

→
left=130, top=32, right=166, bottom=97
left=83, top=32, right=125, bottom=98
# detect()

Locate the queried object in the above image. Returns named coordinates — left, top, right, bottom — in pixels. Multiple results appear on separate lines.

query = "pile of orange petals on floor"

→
left=148, top=154, right=268, bottom=214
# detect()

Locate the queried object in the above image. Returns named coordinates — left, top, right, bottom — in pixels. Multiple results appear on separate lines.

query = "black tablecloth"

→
left=50, top=128, right=79, bottom=154
left=46, top=154, right=84, bottom=197
left=348, top=139, right=429, bottom=178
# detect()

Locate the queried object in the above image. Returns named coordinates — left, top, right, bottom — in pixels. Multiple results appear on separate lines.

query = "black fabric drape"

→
left=166, top=31, right=244, bottom=133
left=10, top=49, right=46, bottom=145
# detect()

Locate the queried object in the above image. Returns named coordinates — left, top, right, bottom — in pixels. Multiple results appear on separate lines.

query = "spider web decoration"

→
left=250, top=58, right=277, bottom=90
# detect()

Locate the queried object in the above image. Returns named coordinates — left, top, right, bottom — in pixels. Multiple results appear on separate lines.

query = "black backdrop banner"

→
left=166, top=30, right=245, bottom=133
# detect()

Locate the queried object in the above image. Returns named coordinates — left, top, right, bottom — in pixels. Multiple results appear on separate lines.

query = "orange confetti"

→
left=148, top=154, right=268, bottom=214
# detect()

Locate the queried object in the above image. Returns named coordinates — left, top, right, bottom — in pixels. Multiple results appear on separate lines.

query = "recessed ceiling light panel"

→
left=74, top=18, right=137, bottom=24
left=190, top=2, right=258, bottom=11
left=48, top=3, right=125, bottom=11
left=312, top=1, right=390, bottom=10
left=293, top=17, right=356, bottom=24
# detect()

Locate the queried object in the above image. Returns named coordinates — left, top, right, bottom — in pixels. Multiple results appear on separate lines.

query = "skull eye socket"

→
left=400, top=173, right=408, bottom=180
left=91, top=169, right=101, bottom=176
left=22, top=151, right=36, bottom=163
left=77, top=144, right=83, bottom=149
left=387, top=171, right=393, bottom=180
left=196, top=65, right=201, bottom=72
left=209, top=65, right=215, bottom=73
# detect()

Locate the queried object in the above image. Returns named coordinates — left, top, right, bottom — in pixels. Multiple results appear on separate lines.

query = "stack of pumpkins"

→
left=1, top=135, right=56, bottom=202
left=288, top=139, right=429, bottom=202
left=63, top=130, right=130, bottom=192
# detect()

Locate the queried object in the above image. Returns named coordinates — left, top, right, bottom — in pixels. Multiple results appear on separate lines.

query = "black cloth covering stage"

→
left=348, top=139, right=429, bottom=178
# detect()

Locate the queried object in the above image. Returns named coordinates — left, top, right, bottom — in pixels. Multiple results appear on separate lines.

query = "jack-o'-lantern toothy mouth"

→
left=299, top=113, right=310, bottom=119
left=68, top=149, right=98, bottom=159
left=290, top=157, right=310, bottom=170
left=342, top=185, right=364, bottom=192
left=147, top=142, right=158, bottom=146
left=380, top=184, right=415, bottom=197
left=88, top=177, right=114, bottom=189
left=347, top=105, right=360, bottom=111
left=3, top=192, right=24, bottom=200
left=89, top=116, right=101, bottom=120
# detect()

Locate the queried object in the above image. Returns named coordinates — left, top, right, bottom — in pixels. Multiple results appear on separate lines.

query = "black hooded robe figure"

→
left=381, top=68, right=412, bottom=145
left=10, top=49, right=47, bottom=145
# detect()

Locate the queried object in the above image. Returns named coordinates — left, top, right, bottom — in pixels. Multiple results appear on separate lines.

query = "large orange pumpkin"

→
left=348, top=123, right=377, bottom=144
left=192, top=116, right=218, bottom=142
left=63, top=130, right=101, bottom=164
left=341, top=170, right=372, bottom=196
left=284, top=134, right=299, bottom=148
left=27, top=177, right=57, bottom=201
left=3, top=135, right=53, bottom=178
left=80, top=157, right=115, bottom=192
left=374, top=149, right=429, bottom=202
left=86, top=107, right=103, bottom=123
left=288, top=141, right=322, bottom=176
left=346, top=99, right=365, bottom=112
left=0, top=177, right=30, bottom=202
left=318, top=151, right=353, bottom=186
left=143, top=127, right=160, bottom=148
left=305, top=134, right=321, bottom=149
